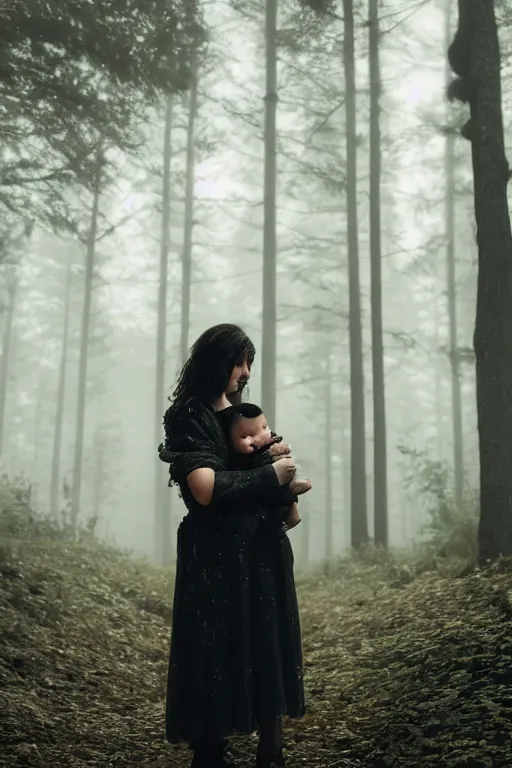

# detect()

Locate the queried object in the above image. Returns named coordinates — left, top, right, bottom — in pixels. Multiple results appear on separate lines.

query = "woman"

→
left=159, top=324, right=306, bottom=768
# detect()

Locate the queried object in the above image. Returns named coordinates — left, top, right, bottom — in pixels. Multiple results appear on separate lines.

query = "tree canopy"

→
left=0, top=0, right=203, bottom=219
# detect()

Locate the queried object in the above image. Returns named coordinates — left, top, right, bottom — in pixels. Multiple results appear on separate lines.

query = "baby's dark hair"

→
left=232, top=403, right=263, bottom=420
left=217, top=403, right=263, bottom=439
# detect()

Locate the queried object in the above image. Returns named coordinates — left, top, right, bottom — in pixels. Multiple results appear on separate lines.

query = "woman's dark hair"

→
left=167, top=324, right=255, bottom=416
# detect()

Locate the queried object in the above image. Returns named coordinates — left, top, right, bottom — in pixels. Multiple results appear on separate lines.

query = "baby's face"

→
left=230, top=414, right=272, bottom=454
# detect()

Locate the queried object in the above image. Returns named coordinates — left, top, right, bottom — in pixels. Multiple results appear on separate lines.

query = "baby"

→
left=219, top=403, right=311, bottom=529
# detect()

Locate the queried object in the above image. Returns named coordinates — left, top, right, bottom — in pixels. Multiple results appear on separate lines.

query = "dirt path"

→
left=2, top=539, right=512, bottom=767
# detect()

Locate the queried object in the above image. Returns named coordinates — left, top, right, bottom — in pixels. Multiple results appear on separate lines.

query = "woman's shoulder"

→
left=164, top=397, right=224, bottom=447
left=214, top=405, right=237, bottom=430
left=164, top=396, right=212, bottom=424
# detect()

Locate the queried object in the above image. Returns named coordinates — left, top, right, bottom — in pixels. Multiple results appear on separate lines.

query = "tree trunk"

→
left=0, top=266, right=17, bottom=459
left=369, top=0, right=388, bottom=547
left=324, top=353, right=333, bottom=568
left=341, top=408, right=350, bottom=548
left=444, top=0, right=464, bottom=510
left=261, top=0, right=278, bottom=428
left=70, top=150, right=103, bottom=534
left=155, top=95, right=174, bottom=565
left=400, top=489, right=409, bottom=546
left=92, top=424, right=105, bottom=523
left=30, top=364, right=45, bottom=509
left=452, top=0, right=512, bottom=559
left=446, top=136, right=464, bottom=509
left=180, top=52, right=198, bottom=367
left=49, top=251, right=73, bottom=518
left=92, top=446, right=103, bottom=520
left=343, top=0, right=368, bottom=547
left=433, top=288, right=444, bottom=459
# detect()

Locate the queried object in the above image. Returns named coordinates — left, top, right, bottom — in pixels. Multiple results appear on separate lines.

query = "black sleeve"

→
left=212, top=467, right=297, bottom=507
left=219, top=449, right=297, bottom=507
left=278, top=486, right=298, bottom=506
left=212, top=464, right=283, bottom=506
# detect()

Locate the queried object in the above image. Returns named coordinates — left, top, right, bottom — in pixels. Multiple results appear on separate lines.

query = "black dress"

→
left=160, top=399, right=305, bottom=746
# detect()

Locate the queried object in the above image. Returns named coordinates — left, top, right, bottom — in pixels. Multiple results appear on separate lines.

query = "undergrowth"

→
left=2, top=471, right=510, bottom=768
left=399, top=444, right=479, bottom=561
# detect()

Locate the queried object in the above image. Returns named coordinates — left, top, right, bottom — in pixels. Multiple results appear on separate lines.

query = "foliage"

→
left=299, top=554, right=512, bottom=768
left=0, top=531, right=174, bottom=767
left=0, top=474, right=99, bottom=541
left=298, top=539, right=465, bottom=593
left=0, top=0, right=204, bottom=220
left=399, top=444, right=479, bottom=561
left=2, top=528, right=512, bottom=766
left=294, top=0, right=338, bottom=18
left=0, top=474, right=54, bottom=538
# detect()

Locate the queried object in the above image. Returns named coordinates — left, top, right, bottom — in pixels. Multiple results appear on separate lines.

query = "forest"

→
left=2, top=0, right=512, bottom=765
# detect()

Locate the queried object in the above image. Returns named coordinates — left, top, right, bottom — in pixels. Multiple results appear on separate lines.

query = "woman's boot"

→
left=255, top=750, right=285, bottom=767
left=190, top=740, right=232, bottom=767
left=256, top=717, right=285, bottom=767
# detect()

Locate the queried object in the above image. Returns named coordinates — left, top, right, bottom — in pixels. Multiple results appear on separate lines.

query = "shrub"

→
left=0, top=474, right=97, bottom=542
left=399, top=445, right=478, bottom=561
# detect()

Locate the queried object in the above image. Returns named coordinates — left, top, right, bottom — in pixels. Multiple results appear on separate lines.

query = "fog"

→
left=1, top=0, right=489, bottom=567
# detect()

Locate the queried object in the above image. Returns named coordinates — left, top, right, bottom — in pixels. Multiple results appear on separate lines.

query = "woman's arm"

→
left=187, top=457, right=297, bottom=507
left=187, top=467, right=215, bottom=505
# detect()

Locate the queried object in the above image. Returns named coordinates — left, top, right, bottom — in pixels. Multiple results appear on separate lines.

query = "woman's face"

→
left=226, top=357, right=251, bottom=395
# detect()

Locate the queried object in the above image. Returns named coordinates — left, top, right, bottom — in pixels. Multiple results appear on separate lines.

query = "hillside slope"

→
left=1, top=537, right=512, bottom=767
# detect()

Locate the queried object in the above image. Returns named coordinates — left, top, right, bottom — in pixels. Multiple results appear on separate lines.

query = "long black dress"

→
left=161, top=398, right=305, bottom=746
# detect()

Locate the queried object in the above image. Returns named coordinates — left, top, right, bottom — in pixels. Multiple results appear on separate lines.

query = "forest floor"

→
left=2, top=536, right=512, bottom=768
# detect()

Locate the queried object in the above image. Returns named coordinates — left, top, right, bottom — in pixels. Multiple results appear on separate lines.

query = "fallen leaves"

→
left=2, top=537, right=512, bottom=767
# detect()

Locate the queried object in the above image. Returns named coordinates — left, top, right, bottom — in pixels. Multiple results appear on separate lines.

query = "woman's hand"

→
left=272, top=456, right=296, bottom=485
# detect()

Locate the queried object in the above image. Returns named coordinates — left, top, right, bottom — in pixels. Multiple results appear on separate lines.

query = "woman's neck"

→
left=213, top=393, right=232, bottom=411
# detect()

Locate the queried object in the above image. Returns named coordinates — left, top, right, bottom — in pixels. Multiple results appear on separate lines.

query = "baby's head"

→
left=227, top=403, right=272, bottom=454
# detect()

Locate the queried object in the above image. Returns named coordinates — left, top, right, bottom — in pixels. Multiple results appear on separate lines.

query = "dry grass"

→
left=1, top=537, right=512, bottom=767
